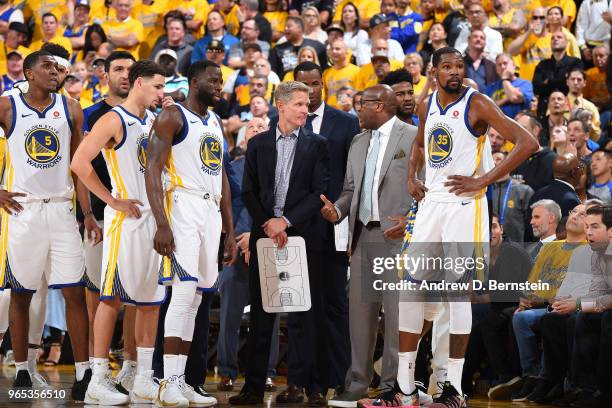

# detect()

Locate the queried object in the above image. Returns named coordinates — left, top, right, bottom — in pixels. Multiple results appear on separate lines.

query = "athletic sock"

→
left=163, top=354, right=179, bottom=379
left=75, top=361, right=91, bottom=381
left=91, top=358, right=109, bottom=378
left=27, top=348, right=38, bottom=375
left=447, top=358, right=465, bottom=396
left=136, top=347, right=154, bottom=374
left=15, top=361, right=29, bottom=376
left=398, top=351, right=417, bottom=395
left=177, top=354, right=187, bottom=377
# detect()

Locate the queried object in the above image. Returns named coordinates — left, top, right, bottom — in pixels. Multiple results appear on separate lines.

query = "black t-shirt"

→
left=269, top=38, right=326, bottom=77
left=79, top=100, right=113, bottom=222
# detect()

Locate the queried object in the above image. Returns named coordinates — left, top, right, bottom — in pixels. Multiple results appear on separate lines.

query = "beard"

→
left=441, top=80, right=463, bottom=94
left=197, top=87, right=216, bottom=107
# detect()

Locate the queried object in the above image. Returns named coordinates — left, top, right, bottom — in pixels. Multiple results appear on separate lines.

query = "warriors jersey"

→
left=165, top=104, right=223, bottom=197
left=2, top=93, right=74, bottom=198
left=102, top=106, right=155, bottom=209
left=423, top=87, right=493, bottom=202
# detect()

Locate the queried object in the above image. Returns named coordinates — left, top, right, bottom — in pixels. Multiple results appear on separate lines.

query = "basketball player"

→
left=0, top=50, right=93, bottom=399
left=370, top=47, right=539, bottom=407
left=71, top=60, right=167, bottom=405
left=81, top=50, right=139, bottom=393
left=145, top=60, right=236, bottom=407
left=0, top=42, right=85, bottom=391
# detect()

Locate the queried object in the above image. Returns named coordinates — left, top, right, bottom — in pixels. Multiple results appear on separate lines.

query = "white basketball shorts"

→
left=100, top=207, right=165, bottom=305
left=0, top=200, right=85, bottom=292
left=159, top=189, right=222, bottom=292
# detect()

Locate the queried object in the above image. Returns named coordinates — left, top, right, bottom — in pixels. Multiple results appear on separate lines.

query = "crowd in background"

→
left=0, top=0, right=611, bottom=407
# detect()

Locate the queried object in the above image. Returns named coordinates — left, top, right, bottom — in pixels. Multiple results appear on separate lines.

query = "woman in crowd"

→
left=282, top=46, right=321, bottom=81
left=302, top=7, right=327, bottom=44
left=340, top=2, right=368, bottom=56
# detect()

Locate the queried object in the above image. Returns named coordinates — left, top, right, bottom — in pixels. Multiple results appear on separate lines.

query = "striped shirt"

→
left=273, top=126, right=299, bottom=218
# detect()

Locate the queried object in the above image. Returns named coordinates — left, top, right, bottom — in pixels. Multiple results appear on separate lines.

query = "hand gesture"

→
left=84, top=216, right=103, bottom=246
left=407, top=178, right=428, bottom=202
left=0, top=190, right=25, bottom=215
left=272, top=231, right=288, bottom=249
left=320, top=194, right=339, bottom=222
left=551, top=297, right=575, bottom=315
left=383, top=215, right=407, bottom=240
left=154, top=225, right=175, bottom=257
left=444, top=175, right=485, bottom=195
left=263, top=218, right=288, bottom=238
left=110, top=198, right=143, bottom=218
left=223, top=233, right=238, bottom=265
left=161, top=96, right=175, bottom=108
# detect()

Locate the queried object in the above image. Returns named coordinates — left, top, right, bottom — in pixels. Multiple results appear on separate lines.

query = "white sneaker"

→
left=177, top=376, right=217, bottom=407
left=155, top=376, right=189, bottom=408
left=84, top=372, right=130, bottom=405
left=31, top=372, right=52, bottom=390
left=114, top=364, right=136, bottom=393
left=130, top=370, right=159, bottom=404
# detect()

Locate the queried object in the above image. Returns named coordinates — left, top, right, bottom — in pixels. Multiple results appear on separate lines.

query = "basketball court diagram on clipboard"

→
left=256, top=237, right=311, bottom=313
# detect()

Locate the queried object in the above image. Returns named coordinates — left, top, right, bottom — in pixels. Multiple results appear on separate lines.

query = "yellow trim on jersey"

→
left=0, top=151, right=14, bottom=287
left=102, top=211, right=126, bottom=296
left=104, top=148, right=128, bottom=199
left=162, top=192, right=173, bottom=279
left=166, top=151, right=183, bottom=190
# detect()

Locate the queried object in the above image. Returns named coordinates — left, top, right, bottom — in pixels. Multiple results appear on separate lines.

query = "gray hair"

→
left=530, top=199, right=562, bottom=223
left=585, top=198, right=605, bottom=208
left=274, top=81, right=309, bottom=104
left=241, top=0, right=259, bottom=12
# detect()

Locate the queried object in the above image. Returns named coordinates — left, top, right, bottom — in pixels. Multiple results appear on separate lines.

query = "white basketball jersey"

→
left=102, top=106, right=155, bottom=209
left=165, top=104, right=223, bottom=197
left=423, top=87, right=493, bottom=202
left=3, top=93, right=74, bottom=198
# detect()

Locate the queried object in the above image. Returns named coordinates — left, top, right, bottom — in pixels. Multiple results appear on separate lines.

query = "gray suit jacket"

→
left=335, top=118, right=417, bottom=250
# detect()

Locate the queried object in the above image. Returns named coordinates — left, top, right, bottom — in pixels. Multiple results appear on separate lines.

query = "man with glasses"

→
left=322, top=84, right=417, bottom=407
left=508, top=7, right=552, bottom=81
left=454, top=2, right=503, bottom=61
left=227, top=18, right=270, bottom=69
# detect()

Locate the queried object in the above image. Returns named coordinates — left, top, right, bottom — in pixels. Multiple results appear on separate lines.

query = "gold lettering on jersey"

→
left=427, top=123, right=453, bottom=169
left=199, top=133, right=222, bottom=175
left=24, top=125, right=62, bottom=169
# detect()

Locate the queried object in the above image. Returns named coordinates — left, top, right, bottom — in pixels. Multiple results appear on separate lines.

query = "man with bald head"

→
left=530, top=152, right=582, bottom=218
left=321, top=84, right=418, bottom=407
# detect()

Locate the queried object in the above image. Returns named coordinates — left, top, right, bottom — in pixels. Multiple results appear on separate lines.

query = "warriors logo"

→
left=427, top=125, right=453, bottom=168
left=137, top=135, right=148, bottom=171
left=200, top=134, right=222, bottom=175
left=24, top=126, right=61, bottom=168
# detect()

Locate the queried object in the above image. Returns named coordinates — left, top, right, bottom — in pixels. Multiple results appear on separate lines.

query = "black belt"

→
left=360, top=221, right=380, bottom=229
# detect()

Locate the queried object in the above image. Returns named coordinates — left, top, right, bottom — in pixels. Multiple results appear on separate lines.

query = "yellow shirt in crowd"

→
left=30, top=34, right=73, bottom=57
left=176, top=0, right=211, bottom=37
left=584, top=68, right=609, bottom=108
left=334, top=0, right=380, bottom=23
left=222, top=4, right=241, bottom=37
left=0, top=44, right=31, bottom=76
left=132, top=0, right=170, bottom=60
left=89, top=0, right=116, bottom=24
left=323, top=63, right=360, bottom=109
left=353, top=59, right=404, bottom=92
left=23, top=0, right=67, bottom=42
left=102, top=17, right=144, bottom=60
left=263, top=11, right=288, bottom=40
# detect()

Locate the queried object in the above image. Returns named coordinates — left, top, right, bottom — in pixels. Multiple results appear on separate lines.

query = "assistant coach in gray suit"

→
left=321, top=84, right=417, bottom=407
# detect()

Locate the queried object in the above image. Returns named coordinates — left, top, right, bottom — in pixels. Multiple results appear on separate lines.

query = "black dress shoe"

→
left=307, top=392, right=327, bottom=406
left=276, top=384, right=305, bottom=403
left=13, top=370, right=32, bottom=388
left=229, top=388, right=264, bottom=405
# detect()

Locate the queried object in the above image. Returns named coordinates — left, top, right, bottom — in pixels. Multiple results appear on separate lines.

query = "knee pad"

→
left=182, top=292, right=202, bottom=342
left=398, top=301, right=424, bottom=334
left=449, top=302, right=472, bottom=335
left=165, top=281, right=198, bottom=339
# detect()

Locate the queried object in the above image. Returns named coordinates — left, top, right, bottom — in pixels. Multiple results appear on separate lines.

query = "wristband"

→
left=576, top=297, right=581, bottom=312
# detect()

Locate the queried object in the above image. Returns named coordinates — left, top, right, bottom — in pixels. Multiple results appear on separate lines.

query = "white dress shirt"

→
left=309, top=102, right=325, bottom=134
left=575, top=0, right=612, bottom=47
left=368, top=116, right=396, bottom=221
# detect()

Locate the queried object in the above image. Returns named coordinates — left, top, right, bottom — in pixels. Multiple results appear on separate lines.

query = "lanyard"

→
left=499, top=180, right=512, bottom=225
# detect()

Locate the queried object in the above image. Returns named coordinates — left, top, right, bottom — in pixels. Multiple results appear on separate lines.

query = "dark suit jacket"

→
left=242, top=127, right=330, bottom=248
left=530, top=179, right=581, bottom=218
left=313, top=105, right=360, bottom=249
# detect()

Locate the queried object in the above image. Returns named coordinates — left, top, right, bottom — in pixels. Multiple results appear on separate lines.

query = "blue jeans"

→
left=512, top=307, right=547, bottom=377
left=217, top=257, right=279, bottom=379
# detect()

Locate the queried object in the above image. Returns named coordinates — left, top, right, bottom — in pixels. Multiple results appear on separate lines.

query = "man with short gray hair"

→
left=229, top=80, right=330, bottom=405
left=529, top=199, right=562, bottom=259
